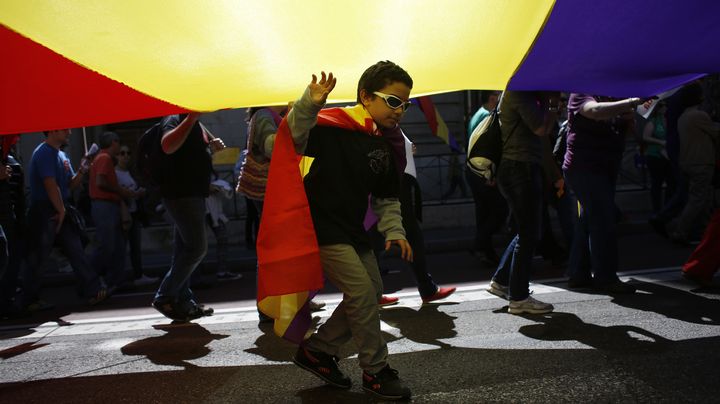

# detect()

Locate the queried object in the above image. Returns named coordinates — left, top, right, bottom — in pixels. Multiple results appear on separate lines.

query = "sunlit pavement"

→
left=1, top=264, right=719, bottom=403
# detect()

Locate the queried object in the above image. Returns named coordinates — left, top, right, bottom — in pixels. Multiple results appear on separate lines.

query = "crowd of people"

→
left=468, top=81, right=719, bottom=313
left=0, top=61, right=718, bottom=400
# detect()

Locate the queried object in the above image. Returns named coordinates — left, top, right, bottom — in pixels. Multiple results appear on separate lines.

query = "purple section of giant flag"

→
left=508, top=0, right=719, bottom=97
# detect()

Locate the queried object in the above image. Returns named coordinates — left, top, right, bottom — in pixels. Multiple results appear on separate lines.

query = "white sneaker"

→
left=508, top=296, right=554, bottom=314
left=487, top=281, right=509, bottom=300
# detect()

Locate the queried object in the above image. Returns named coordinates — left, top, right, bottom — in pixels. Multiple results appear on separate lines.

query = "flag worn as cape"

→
left=256, top=103, right=376, bottom=343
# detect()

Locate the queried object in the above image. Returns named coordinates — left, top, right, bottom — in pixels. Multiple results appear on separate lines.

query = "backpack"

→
left=466, top=108, right=503, bottom=182
left=136, top=120, right=168, bottom=185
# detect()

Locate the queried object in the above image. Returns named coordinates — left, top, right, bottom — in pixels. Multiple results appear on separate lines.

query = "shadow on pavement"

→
left=244, top=322, right=296, bottom=363
left=380, top=303, right=458, bottom=349
left=519, top=312, right=672, bottom=353
left=0, top=341, right=50, bottom=359
left=295, top=385, right=372, bottom=404
left=2, top=336, right=719, bottom=403
left=121, top=323, right=229, bottom=368
left=611, top=279, right=720, bottom=325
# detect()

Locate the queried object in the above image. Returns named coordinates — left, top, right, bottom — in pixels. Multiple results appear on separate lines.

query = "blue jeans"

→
left=21, top=201, right=102, bottom=306
left=565, top=168, right=620, bottom=285
left=492, top=160, right=543, bottom=301
left=90, top=200, right=127, bottom=288
left=155, top=197, right=208, bottom=308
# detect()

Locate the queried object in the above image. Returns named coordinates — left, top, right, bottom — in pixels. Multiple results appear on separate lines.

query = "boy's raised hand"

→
left=309, top=71, right=336, bottom=105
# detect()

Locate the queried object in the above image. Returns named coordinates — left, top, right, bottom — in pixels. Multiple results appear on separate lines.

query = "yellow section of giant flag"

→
left=0, top=0, right=553, bottom=111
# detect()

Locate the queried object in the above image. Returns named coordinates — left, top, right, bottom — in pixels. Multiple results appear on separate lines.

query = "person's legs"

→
left=91, top=200, right=127, bottom=289
left=398, top=175, right=436, bottom=297
left=56, top=220, right=104, bottom=299
left=565, top=199, right=592, bottom=283
left=212, top=220, right=229, bottom=274
left=466, top=167, right=507, bottom=260
left=18, top=203, right=57, bottom=307
left=245, top=197, right=259, bottom=250
left=646, top=156, right=665, bottom=213
left=305, top=244, right=387, bottom=374
left=0, top=221, right=22, bottom=313
left=90, top=201, right=114, bottom=277
left=494, top=160, right=543, bottom=301
left=672, top=165, right=714, bottom=240
left=663, top=158, right=677, bottom=205
left=128, top=212, right=143, bottom=279
left=154, top=197, right=207, bottom=307
left=567, top=169, right=621, bottom=285
left=655, top=166, right=688, bottom=222
left=554, top=185, right=578, bottom=249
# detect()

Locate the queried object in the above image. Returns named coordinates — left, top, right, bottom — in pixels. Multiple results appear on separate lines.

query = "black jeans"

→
left=465, top=167, right=508, bottom=252
left=646, top=155, right=675, bottom=213
left=398, top=174, right=437, bottom=298
left=492, top=160, right=543, bottom=301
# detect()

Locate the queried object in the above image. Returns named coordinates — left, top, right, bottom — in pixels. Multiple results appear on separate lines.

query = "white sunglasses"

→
left=373, top=91, right=412, bottom=111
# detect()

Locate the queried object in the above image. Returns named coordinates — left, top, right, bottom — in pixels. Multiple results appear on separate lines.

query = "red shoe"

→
left=378, top=295, right=399, bottom=307
left=422, top=287, right=457, bottom=303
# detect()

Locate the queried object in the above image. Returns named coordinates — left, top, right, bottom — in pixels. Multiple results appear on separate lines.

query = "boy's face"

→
left=360, top=81, right=412, bottom=129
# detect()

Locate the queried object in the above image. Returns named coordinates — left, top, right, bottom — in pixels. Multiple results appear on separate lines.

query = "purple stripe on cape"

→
left=508, top=0, right=719, bottom=97
left=283, top=291, right=318, bottom=344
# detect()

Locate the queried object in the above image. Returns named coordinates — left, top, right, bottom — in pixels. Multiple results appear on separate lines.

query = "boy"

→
left=285, top=61, right=414, bottom=400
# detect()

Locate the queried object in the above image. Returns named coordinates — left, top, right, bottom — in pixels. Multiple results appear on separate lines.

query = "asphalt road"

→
left=1, top=231, right=719, bottom=403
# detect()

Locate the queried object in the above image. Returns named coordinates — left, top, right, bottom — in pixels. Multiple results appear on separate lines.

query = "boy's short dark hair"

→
left=356, top=61, right=413, bottom=103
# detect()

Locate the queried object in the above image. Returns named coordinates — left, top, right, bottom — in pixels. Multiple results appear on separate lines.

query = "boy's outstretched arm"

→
left=287, top=72, right=337, bottom=154
left=372, top=196, right=414, bottom=262
left=286, top=72, right=336, bottom=154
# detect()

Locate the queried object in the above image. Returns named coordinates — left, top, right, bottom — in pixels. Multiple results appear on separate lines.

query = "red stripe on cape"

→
left=257, top=105, right=374, bottom=302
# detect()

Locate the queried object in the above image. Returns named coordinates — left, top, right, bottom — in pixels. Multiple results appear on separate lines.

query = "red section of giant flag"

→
left=0, top=25, right=183, bottom=134
left=256, top=118, right=323, bottom=301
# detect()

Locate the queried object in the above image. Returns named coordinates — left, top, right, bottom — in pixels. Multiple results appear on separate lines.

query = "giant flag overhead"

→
left=4, top=0, right=718, bottom=135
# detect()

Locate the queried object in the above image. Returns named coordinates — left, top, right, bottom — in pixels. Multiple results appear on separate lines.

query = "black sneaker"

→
left=293, top=347, right=352, bottom=389
left=362, top=365, right=411, bottom=400
left=152, top=300, right=186, bottom=321
left=152, top=300, right=213, bottom=322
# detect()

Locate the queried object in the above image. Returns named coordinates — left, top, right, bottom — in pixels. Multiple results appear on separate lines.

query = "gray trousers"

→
left=674, top=164, right=714, bottom=238
left=305, top=244, right=387, bottom=373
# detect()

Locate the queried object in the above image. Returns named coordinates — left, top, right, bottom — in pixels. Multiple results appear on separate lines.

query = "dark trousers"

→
left=155, top=197, right=207, bottom=310
left=128, top=211, right=143, bottom=278
left=21, top=202, right=102, bottom=306
left=646, top=155, right=675, bottom=213
left=399, top=174, right=437, bottom=298
left=0, top=220, right=23, bottom=310
left=492, top=160, right=543, bottom=301
left=90, top=200, right=127, bottom=288
left=565, top=168, right=620, bottom=285
left=655, top=162, right=688, bottom=222
left=465, top=167, right=508, bottom=252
